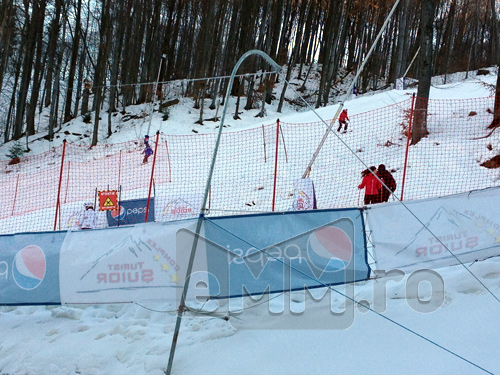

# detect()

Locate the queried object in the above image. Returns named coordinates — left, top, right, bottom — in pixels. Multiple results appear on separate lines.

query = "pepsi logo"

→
left=110, top=205, right=126, bottom=220
left=307, top=226, right=353, bottom=272
left=12, top=245, right=46, bottom=290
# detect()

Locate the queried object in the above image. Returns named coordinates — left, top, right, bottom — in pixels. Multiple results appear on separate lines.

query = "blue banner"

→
left=0, top=231, right=64, bottom=305
left=106, top=198, right=155, bottom=226
left=200, top=208, right=369, bottom=299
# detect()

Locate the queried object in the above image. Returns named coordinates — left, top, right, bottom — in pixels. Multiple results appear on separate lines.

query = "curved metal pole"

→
left=165, top=50, right=281, bottom=375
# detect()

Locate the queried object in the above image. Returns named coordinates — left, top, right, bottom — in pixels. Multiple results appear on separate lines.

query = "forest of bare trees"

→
left=0, top=0, right=498, bottom=146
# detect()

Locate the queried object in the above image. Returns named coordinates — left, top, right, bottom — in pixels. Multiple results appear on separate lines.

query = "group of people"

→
left=358, top=164, right=397, bottom=205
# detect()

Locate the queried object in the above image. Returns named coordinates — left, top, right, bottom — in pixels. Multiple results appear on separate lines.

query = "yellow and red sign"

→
left=98, top=190, right=118, bottom=211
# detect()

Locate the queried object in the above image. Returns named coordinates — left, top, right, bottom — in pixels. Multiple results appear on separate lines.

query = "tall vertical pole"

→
left=165, top=140, right=172, bottom=183
left=165, top=50, right=281, bottom=375
left=117, top=150, right=122, bottom=191
left=53, top=140, right=67, bottom=231
left=147, top=54, right=166, bottom=137
left=400, top=93, right=415, bottom=201
left=145, top=131, right=160, bottom=222
left=272, top=119, right=280, bottom=211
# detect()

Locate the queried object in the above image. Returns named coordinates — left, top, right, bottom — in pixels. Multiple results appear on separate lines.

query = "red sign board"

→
left=98, top=190, right=118, bottom=211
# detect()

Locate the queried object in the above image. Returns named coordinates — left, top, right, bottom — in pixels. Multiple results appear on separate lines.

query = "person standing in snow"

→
left=142, top=145, right=153, bottom=164
left=358, top=166, right=381, bottom=205
left=377, top=164, right=397, bottom=203
left=78, top=203, right=97, bottom=230
left=337, top=109, right=350, bottom=132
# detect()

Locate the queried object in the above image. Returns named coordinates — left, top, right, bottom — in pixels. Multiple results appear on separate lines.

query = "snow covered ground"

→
left=1, top=66, right=500, bottom=375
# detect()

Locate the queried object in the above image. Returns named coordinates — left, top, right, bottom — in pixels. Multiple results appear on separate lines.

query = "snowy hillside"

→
left=1, top=67, right=500, bottom=375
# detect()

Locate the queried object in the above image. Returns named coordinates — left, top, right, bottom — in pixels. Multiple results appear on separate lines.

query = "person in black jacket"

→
left=377, top=164, right=396, bottom=202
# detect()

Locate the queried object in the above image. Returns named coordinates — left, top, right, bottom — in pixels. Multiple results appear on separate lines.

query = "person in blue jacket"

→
left=142, top=146, right=153, bottom=164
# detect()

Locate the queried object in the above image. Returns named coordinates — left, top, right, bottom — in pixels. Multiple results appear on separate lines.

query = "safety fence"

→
left=0, top=95, right=498, bottom=234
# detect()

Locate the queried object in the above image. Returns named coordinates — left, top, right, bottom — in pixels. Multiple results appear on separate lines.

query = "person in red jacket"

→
left=337, top=109, right=350, bottom=132
left=358, top=166, right=382, bottom=205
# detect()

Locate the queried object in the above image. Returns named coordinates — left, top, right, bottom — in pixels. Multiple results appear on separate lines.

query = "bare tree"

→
left=490, top=0, right=500, bottom=128
left=91, top=0, right=112, bottom=146
left=412, top=0, right=439, bottom=145
left=63, top=0, right=83, bottom=124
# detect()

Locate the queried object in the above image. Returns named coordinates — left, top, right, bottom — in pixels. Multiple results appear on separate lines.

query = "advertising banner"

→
left=60, top=221, right=206, bottom=303
left=59, top=221, right=201, bottom=304
left=154, top=194, right=203, bottom=222
left=291, top=178, right=317, bottom=210
left=106, top=198, right=154, bottom=226
left=196, top=208, right=369, bottom=299
left=0, top=231, right=64, bottom=305
left=0, top=208, right=369, bottom=305
left=367, top=187, right=500, bottom=271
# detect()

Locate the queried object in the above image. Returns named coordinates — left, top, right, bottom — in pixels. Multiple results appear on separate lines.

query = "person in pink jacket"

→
left=358, top=166, right=382, bottom=205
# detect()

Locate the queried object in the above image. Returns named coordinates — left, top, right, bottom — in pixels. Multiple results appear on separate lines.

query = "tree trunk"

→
left=26, top=0, right=47, bottom=136
left=44, top=0, right=62, bottom=108
left=412, top=0, right=438, bottom=145
left=13, top=0, right=39, bottom=139
left=490, top=0, right=500, bottom=128
left=92, top=0, right=112, bottom=146
left=394, top=0, right=410, bottom=81
left=63, top=0, right=82, bottom=124
left=0, top=0, right=14, bottom=96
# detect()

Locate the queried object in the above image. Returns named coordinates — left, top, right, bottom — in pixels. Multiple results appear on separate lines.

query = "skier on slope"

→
left=337, top=109, right=350, bottom=133
left=142, top=145, right=154, bottom=164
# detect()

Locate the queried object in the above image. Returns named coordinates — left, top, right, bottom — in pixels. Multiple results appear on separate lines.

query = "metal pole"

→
left=271, top=119, right=280, bottom=211
left=145, top=131, right=160, bottom=222
left=301, top=0, right=403, bottom=178
left=53, top=140, right=67, bottom=231
left=403, top=47, right=420, bottom=80
left=146, top=54, right=166, bottom=136
left=165, top=50, right=281, bottom=375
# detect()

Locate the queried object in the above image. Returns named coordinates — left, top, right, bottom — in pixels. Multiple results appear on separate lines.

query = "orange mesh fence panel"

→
left=400, top=96, right=499, bottom=200
left=273, top=98, right=413, bottom=210
left=0, top=96, right=499, bottom=234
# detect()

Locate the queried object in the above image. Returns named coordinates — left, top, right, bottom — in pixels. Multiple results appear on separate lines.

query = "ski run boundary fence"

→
left=1, top=95, right=499, bottom=235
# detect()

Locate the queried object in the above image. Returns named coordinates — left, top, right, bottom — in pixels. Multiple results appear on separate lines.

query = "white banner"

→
left=367, top=187, right=500, bottom=271
left=59, top=220, right=204, bottom=304
left=154, top=194, right=203, bottom=221
left=291, top=178, right=317, bottom=211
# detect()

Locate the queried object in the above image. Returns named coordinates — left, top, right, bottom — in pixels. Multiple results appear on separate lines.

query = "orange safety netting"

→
left=0, top=96, right=498, bottom=234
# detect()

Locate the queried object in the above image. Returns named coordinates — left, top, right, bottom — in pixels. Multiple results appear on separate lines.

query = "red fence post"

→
left=400, top=94, right=415, bottom=201
left=145, top=131, right=160, bottom=222
left=271, top=119, right=280, bottom=212
left=54, top=140, right=67, bottom=231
